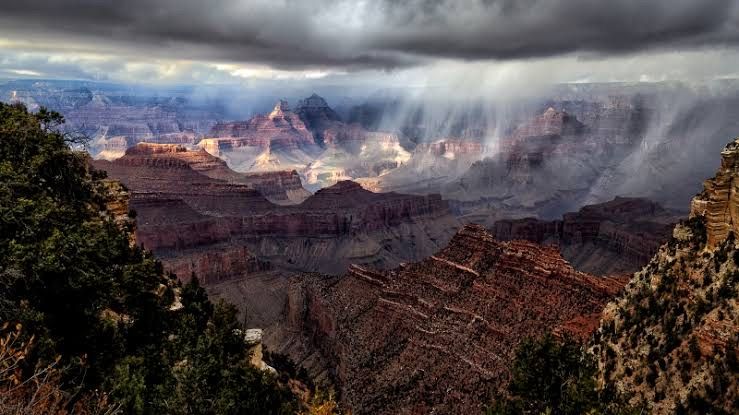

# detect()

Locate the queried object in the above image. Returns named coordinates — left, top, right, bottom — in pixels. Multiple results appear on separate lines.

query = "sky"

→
left=1, top=0, right=739, bottom=90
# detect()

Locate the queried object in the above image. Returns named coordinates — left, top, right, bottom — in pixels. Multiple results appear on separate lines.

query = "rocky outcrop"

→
left=593, top=139, right=739, bottom=414
left=501, top=107, right=585, bottom=152
left=492, top=197, right=681, bottom=275
left=242, top=329, right=277, bottom=374
left=275, top=225, right=626, bottom=414
left=690, top=138, right=739, bottom=248
left=209, top=100, right=317, bottom=152
left=98, top=143, right=310, bottom=204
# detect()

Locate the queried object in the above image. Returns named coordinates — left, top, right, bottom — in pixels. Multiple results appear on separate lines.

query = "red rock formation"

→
left=500, top=107, right=584, bottom=152
left=206, top=100, right=317, bottom=153
left=93, top=148, right=460, bottom=279
left=277, top=224, right=626, bottom=414
left=690, top=137, right=739, bottom=248
left=97, top=143, right=310, bottom=204
left=492, top=197, right=680, bottom=275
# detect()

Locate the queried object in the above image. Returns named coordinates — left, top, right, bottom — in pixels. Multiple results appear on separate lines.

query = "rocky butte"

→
left=200, top=95, right=411, bottom=189
left=264, top=224, right=627, bottom=414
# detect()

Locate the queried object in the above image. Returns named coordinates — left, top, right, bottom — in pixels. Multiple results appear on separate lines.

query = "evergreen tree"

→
left=0, top=102, right=296, bottom=413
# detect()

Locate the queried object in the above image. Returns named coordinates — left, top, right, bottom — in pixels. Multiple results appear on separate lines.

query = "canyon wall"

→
left=492, top=197, right=681, bottom=275
left=690, top=137, right=739, bottom=248
left=93, top=145, right=460, bottom=281
left=273, top=224, right=626, bottom=414
left=595, top=139, right=739, bottom=414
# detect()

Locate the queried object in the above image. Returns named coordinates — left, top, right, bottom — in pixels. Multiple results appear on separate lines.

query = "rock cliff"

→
left=97, top=143, right=310, bottom=204
left=690, top=138, right=739, bottom=248
left=443, top=99, right=652, bottom=219
left=294, top=93, right=342, bottom=146
left=363, top=138, right=484, bottom=194
left=492, top=197, right=681, bottom=275
left=594, top=139, right=739, bottom=414
left=274, top=224, right=626, bottom=414
left=202, top=99, right=320, bottom=172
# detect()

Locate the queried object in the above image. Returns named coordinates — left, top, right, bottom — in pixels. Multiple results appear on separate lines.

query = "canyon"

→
left=491, top=197, right=682, bottom=276
left=442, top=104, right=648, bottom=220
left=201, top=95, right=412, bottom=190
left=6, top=78, right=739, bottom=413
left=92, top=143, right=459, bottom=282
left=7, top=79, right=737, bottom=221
left=258, top=224, right=627, bottom=414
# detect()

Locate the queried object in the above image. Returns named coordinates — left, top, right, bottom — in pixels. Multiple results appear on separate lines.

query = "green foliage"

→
left=264, top=350, right=315, bottom=390
left=487, top=334, right=639, bottom=415
left=0, top=103, right=296, bottom=413
left=684, top=216, right=707, bottom=247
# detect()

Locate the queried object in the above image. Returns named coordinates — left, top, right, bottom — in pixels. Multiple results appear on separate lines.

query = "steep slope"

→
left=236, top=180, right=460, bottom=274
left=294, top=93, right=342, bottom=146
left=274, top=225, right=627, bottom=414
left=594, top=139, right=739, bottom=414
left=492, top=197, right=682, bottom=275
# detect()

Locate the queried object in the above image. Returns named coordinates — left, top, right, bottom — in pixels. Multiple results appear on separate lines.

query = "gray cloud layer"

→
left=1, top=0, right=738, bottom=70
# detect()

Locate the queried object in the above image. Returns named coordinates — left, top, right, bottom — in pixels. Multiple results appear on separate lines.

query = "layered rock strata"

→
left=690, top=138, right=739, bottom=248
left=93, top=148, right=459, bottom=280
left=275, top=225, right=626, bottom=414
left=492, top=197, right=681, bottom=275
left=595, top=139, right=739, bottom=414
left=201, top=95, right=411, bottom=189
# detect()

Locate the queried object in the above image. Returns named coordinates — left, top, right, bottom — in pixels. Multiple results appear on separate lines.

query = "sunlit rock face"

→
left=202, top=100, right=320, bottom=171
left=97, top=143, right=310, bottom=205
left=273, top=224, right=626, bottom=414
left=200, top=94, right=413, bottom=190
left=690, top=138, right=739, bottom=248
left=359, top=138, right=485, bottom=194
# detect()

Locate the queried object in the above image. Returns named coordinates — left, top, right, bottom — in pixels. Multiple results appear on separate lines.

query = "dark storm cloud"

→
left=1, top=0, right=738, bottom=70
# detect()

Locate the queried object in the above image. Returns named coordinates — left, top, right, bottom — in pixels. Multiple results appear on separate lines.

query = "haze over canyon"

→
left=2, top=1, right=739, bottom=414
